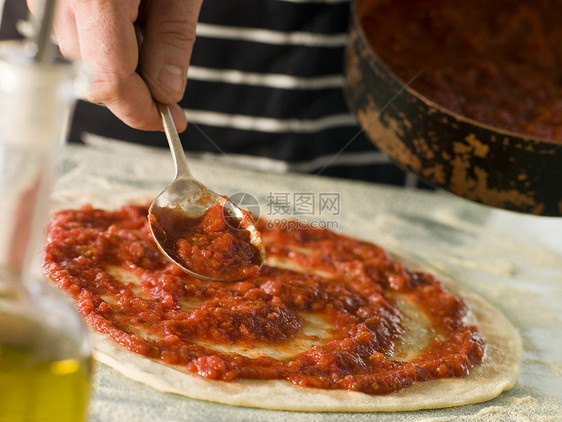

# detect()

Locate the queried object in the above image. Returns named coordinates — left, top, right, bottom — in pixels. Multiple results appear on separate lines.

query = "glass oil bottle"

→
left=0, top=7, right=92, bottom=421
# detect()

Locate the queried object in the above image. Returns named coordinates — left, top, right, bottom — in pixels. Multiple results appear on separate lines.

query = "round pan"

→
left=344, top=0, right=562, bottom=216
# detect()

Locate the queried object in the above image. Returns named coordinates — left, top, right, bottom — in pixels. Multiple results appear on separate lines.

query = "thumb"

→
left=138, top=0, right=203, bottom=104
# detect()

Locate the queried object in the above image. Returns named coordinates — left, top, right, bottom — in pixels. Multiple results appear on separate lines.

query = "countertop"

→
left=55, top=144, right=562, bottom=421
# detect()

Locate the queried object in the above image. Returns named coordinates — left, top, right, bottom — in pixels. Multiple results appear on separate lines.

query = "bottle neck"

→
left=0, top=147, right=53, bottom=275
left=0, top=43, right=77, bottom=280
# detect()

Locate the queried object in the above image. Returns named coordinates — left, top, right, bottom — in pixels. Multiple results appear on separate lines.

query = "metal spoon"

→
left=148, top=103, right=265, bottom=282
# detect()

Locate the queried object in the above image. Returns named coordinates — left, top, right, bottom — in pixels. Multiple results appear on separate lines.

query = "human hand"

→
left=27, top=0, right=203, bottom=131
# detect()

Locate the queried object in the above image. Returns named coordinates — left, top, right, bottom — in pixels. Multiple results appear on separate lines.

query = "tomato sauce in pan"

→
left=362, top=0, right=562, bottom=141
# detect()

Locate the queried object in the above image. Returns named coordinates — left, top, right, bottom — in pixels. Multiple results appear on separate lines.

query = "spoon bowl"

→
left=148, top=104, right=265, bottom=282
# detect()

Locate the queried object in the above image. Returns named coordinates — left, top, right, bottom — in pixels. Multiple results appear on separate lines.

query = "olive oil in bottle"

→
left=0, top=308, right=92, bottom=422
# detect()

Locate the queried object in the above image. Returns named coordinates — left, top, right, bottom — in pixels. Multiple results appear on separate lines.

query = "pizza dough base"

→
left=91, top=278, right=521, bottom=412
left=49, top=193, right=522, bottom=412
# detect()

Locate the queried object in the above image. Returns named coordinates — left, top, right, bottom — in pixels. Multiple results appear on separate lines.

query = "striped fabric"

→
left=1, top=0, right=427, bottom=187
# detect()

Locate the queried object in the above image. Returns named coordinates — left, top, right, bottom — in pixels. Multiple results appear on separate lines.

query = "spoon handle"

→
left=157, top=103, right=192, bottom=179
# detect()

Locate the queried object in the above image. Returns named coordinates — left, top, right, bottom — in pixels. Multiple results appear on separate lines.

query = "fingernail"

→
left=158, top=65, right=184, bottom=94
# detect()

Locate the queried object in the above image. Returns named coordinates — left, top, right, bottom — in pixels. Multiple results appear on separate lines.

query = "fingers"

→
left=70, top=1, right=166, bottom=131
left=42, top=0, right=196, bottom=132
left=28, top=0, right=79, bottom=59
left=52, top=3, right=81, bottom=60
left=138, top=0, right=203, bottom=108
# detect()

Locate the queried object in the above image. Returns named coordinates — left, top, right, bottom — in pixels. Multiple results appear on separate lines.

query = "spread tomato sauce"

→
left=148, top=203, right=261, bottom=281
left=362, top=0, right=562, bottom=141
left=43, top=204, right=484, bottom=395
